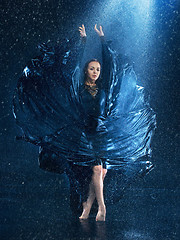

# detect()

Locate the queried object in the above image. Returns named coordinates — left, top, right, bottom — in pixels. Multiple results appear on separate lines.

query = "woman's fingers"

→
left=79, top=24, right=104, bottom=37
left=94, top=24, right=104, bottom=36
left=79, top=24, right=85, bottom=30
left=94, top=24, right=102, bottom=32
left=94, top=24, right=99, bottom=32
left=79, top=24, right=86, bottom=37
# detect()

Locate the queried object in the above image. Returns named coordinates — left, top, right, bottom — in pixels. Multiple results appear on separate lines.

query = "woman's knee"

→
left=102, top=169, right=107, bottom=180
left=93, top=165, right=103, bottom=175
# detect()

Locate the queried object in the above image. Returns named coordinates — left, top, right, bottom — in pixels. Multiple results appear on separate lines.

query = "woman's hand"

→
left=79, top=24, right=87, bottom=37
left=94, top=24, right=104, bottom=37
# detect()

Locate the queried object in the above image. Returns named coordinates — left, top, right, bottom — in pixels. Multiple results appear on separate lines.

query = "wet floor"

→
left=1, top=183, right=179, bottom=240
left=1, top=140, right=179, bottom=240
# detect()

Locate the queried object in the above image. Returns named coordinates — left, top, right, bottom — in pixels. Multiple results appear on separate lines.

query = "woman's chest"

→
left=80, top=88, right=106, bottom=117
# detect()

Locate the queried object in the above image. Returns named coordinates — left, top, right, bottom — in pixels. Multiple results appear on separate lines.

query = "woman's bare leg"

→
left=79, top=181, right=95, bottom=219
left=93, top=166, right=107, bottom=221
left=79, top=166, right=107, bottom=220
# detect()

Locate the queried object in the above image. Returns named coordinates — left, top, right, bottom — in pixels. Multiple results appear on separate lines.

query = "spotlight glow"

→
left=97, top=0, right=154, bottom=71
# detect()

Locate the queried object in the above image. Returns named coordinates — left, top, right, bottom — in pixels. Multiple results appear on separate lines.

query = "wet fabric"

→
left=13, top=35, right=156, bottom=208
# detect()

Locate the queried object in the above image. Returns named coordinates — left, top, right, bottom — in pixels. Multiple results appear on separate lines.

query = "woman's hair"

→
left=83, top=59, right=102, bottom=85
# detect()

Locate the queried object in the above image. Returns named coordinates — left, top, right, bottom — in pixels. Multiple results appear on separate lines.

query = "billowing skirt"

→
left=13, top=38, right=156, bottom=210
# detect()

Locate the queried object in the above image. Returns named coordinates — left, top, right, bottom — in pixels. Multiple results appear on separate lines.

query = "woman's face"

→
left=86, top=61, right=101, bottom=83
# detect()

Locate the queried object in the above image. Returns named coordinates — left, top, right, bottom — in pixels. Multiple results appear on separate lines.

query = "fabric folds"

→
left=13, top=35, right=156, bottom=207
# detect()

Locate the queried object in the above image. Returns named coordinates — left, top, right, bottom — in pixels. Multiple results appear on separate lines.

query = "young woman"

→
left=13, top=24, right=156, bottom=221
left=78, top=25, right=107, bottom=221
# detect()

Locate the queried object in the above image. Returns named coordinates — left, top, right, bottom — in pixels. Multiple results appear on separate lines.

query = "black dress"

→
left=13, top=35, right=156, bottom=212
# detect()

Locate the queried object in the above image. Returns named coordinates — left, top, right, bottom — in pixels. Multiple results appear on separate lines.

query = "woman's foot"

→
left=96, top=205, right=106, bottom=221
left=79, top=202, right=91, bottom=220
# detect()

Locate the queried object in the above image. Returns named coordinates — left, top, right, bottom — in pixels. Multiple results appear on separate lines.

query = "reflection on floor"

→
left=1, top=163, right=179, bottom=240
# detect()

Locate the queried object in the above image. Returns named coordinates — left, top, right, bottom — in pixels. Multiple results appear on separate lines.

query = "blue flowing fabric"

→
left=13, top=35, right=156, bottom=210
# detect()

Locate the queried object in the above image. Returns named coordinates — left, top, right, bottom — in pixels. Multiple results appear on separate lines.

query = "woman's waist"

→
left=84, top=115, right=106, bottom=133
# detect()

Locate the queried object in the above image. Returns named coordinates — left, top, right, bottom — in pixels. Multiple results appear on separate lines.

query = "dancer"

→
left=13, top=24, right=156, bottom=221
left=78, top=24, right=107, bottom=221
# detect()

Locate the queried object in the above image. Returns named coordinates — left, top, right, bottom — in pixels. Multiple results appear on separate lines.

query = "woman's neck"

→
left=85, top=80, right=96, bottom=86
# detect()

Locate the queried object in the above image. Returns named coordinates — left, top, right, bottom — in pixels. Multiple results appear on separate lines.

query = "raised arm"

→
left=94, top=24, right=118, bottom=115
left=94, top=25, right=116, bottom=91
left=77, top=24, right=87, bottom=63
left=56, top=25, right=87, bottom=86
left=70, top=25, right=87, bottom=99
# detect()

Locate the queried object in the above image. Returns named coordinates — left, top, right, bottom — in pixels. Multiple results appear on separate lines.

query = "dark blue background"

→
left=0, top=0, right=179, bottom=239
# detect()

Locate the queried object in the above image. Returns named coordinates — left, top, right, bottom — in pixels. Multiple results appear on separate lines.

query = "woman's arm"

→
left=94, top=25, right=115, bottom=93
left=77, top=24, right=87, bottom=60
left=95, top=25, right=119, bottom=115
left=70, top=25, right=87, bottom=98
left=58, top=25, right=87, bottom=85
